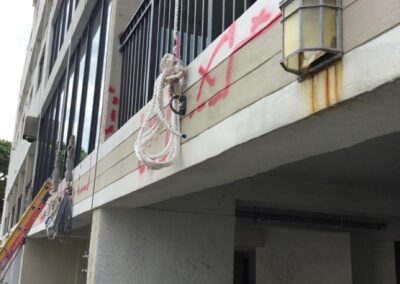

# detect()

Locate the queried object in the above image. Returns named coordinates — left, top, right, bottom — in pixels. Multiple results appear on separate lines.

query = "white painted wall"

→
left=255, top=227, right=352, bottom=284
left=18, top=238, right=86, bottom=284
left=87, top=190, right=235, bottom=284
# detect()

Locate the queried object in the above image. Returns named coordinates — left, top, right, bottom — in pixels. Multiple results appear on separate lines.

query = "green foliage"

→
left=0, top=139, right=11, bottom=213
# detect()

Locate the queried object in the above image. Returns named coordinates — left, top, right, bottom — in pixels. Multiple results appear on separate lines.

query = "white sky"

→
left=0, top=2, right=34, bottom=141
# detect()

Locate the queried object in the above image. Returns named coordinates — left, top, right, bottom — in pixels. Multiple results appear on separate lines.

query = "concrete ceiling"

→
left=264, top=132, right=400, bottom=192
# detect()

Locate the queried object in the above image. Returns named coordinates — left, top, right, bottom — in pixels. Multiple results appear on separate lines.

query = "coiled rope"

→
left=134, top=0, right=186, bottom=170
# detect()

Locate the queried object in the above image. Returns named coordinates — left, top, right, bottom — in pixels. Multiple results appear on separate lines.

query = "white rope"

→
left=134, top=0, right=185, bottom=170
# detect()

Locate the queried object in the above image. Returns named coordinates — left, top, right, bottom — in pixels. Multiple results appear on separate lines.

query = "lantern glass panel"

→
left=302, top=8, right=321, bottom=48
left=304, top=0, right=320, bottom=6
left=287, top=55, right=299, bottom=71
left=323, top=7, right=337, bottom=48
left=284, top=0, right=299, bottom=17
left=283, top=12, right=300, bottom=57
left=324, top=0, right=337, bottom=6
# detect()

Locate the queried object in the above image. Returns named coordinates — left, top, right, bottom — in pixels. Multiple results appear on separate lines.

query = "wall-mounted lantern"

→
left=280, top=0, right=343, bottom=79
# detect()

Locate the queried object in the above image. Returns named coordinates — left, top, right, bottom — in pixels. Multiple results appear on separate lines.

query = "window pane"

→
left=302, top=8, right=321, bottom=48
left=63, top=60, right=75, bottom=147
left=72, top=38, right=87, bottom=144
left=283, top=12, right=300, bottom=57
left=80, top=10, right=101, bottom=159
left=95, top=1, right=113, bottom=146
left=323, top=7, right=337, bottom=48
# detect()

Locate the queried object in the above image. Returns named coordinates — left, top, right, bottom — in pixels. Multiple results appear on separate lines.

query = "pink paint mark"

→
left=188, top=101, right=207, bottom=119
left=189, top=10, right=282, bottom=120
left=140, top=112, right=145, bottom=124
left=138, top=161, right=147, bottom=175
left=235, top=12, right=282, bottom=51
left=111, top=110, right=117, bottom=122
left=158, top=155, right=168, bottom=162
left=105, top=125, right=115, bottom=135
left=108, top=86, right=116, bottom=94
left=112, top=96, right=119, bottom=105
left=251, top=9, right=271, bottom=34
left=196, top=22, right=236, bottom=102
left=198, top=66, right=216, bottom=86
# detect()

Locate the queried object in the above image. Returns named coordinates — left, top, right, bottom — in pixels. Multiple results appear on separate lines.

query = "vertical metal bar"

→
left=233, top=0, right=236, bottom=21
left=138, top=15, right=147, bottom=110
left=185, top=0, right=191, bottom=65
left=130, top=33, right=137, bottom=118
left=222, top=0, right=226, bottom=31
left=181, top=0, right=187, bottom=64
left=193, top=0, right=198, bottom=59
left=144, top=13, right=151, bottom=104
left=155, top=0, right=163, bottom=76
left=126, top=33, right=134, bottom=123
left=147, top=0, right=159, bottom=102
left=133, top=23, right=142, bottom=114
left=119, top=42, right=126, bottom=127
left=201, top=0, right=205, bottom=51
left=166, top=0, right=171, bottom=53
left=159, top=0, right=166, bottom=71
left=207, top=0, right=213, bottom=44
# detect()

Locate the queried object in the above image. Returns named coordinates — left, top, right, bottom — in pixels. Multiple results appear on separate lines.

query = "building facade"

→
left=2, top=0, right=400, bottom=283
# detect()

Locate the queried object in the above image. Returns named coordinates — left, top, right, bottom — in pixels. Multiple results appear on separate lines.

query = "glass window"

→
left=80, top=9, right=101, bottom=158
left=95, top=0, right=112, bottom=146
left=72, top=36, right=87, bottom=142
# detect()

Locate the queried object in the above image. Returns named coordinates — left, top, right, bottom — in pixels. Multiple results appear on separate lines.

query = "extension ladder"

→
left=0, top=181, right=52, bottom=273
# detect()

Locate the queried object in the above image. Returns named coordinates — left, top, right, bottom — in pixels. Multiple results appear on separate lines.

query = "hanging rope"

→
left=134, top=0, right=186, bottom=170
left=44, top=136, right=75, bottom=239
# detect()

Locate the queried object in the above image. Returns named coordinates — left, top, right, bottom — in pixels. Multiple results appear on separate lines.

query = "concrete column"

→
left=100, top=0, right=140, bottom=142
left=18, top=237, right=87, bottom=284
left=87, top=191, right=235, bottom=284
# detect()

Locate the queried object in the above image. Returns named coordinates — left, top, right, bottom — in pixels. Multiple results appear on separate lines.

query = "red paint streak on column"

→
left=105, top=125, right=115, bottom=135
left=111, top=110, right=117, bottom=122
left=112, top=96, right=119, bottom=105
left=108, top=86, right=116, bottom=94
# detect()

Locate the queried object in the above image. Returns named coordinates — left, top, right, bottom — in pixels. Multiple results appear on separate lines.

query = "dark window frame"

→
left=33, top=0, right=112, bottom=195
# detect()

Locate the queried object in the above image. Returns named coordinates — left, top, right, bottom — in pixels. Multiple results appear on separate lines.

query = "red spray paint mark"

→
left=111, top=109, right=117, bottom=122
left=251, top=9, right=271, bottom=34
left=104, top=86, right=120, bottom=136
left=138, top=161, right=149, bottom=175
left=198, top=66, right=216, bottom=86
left=108, top=86, right=116, bottom=94
left=112, top=96, right=119, bottom=105
left=191, top=8, right=282, bottom=119
left=197, top=23, right=236, bottom=102
left=105, top=125, right=115, bottom=135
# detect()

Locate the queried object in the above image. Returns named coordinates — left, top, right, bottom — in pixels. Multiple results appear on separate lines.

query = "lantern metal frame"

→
left=279, top=0, right=343, bottom=79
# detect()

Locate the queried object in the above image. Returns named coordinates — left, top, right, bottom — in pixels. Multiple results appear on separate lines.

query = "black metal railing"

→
left=118, top=0, right=256, bottom=128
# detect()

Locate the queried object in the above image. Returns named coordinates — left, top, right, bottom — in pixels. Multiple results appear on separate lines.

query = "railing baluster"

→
left=118, top=0, right=255, bottom=128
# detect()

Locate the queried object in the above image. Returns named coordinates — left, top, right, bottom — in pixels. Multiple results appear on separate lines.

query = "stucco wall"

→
left=18, top=238, right=87, bottom=284
left=87, top=207, right=235, bottom=284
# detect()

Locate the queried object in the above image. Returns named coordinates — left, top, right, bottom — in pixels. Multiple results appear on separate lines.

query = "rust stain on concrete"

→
left=301, top=61, right=343, bottom=115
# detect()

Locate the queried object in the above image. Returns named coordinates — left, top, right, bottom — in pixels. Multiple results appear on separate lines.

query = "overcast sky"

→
left=0, top=2, right=34, bottom=141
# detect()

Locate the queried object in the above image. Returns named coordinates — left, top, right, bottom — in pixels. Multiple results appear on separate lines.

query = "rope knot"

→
left=160, top=54, right=184, bottom=85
